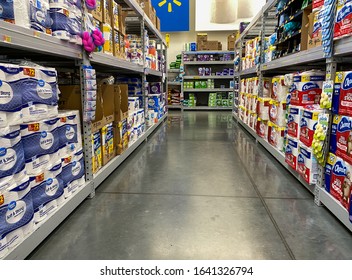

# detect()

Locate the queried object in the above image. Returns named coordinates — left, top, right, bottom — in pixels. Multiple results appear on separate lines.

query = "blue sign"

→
left=151, top=0, right=190, bottom=32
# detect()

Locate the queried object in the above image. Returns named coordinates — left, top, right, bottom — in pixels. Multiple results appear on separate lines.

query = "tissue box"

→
left=285, top=137, right=299, bottom=170
left=101, top=122, right=115, bottom=165
left=297, top=143, right=318, bottom=185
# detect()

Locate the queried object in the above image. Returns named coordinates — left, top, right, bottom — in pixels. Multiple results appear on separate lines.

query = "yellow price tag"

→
left=33, top=31, right=40, bottom=38
left=165, top=33, right=170, bottom=48
left=3, top=35, right=11, bottom=43
left=301, top=75, right=310, bottom=82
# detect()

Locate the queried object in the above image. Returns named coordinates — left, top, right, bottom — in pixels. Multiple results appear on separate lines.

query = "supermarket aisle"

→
left=29, top=112, right=352, bottom=260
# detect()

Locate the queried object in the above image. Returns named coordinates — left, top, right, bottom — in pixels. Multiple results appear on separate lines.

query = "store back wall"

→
left=163, top=0, right=235, bottom=63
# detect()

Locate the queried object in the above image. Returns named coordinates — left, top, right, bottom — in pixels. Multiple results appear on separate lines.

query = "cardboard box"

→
left=103, top=0, right=112, bottom=25
left=120, top=10, right=127, bottom=34
left=143, top=0, right=153, bottom=19
left=307, top=10, right=322, bottom=50
left=101, top=23, right=113, bottom=55
left=92, top=130, right=102, bottom=174
left=204, top=41, right=219, bottom=50
left=111, top=1, right=120, bottom=31
left=101, top=122, right=116, bottom=165
left=156, top=17, right=160, bottom=31
left=114, top=119, right=128, bottom=155
left=114, top=84, right=129, bottom=122
left=218, top=42, right=223, bottom=50
left=197, top=33, right=208, bottom=43
left=90, top=0, right=103, bottom=22
left=228, top=34, right=236, bottom=51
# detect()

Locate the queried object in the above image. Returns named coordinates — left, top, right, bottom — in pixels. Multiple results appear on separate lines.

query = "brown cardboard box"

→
left=197, top=33, right=208, bottom=43
left=91, top=0, right=103, bottom=22
left=204, top=41, right=219, bottom=50
left=101, top=122, right=116, bottom=165
left=143, top=0, right=153, bottom=19
left=120, top=10, right=127, bottom=34
left=103, top=0, right=112, bottom=25
left=115, top=84, right=129, bottom=122
left=111, top=1, right=120, bottom=31
left=227, top=34, right=236, bottom=51
left=114, top=119, right=128, bottom=155
left=156, top=17, right=160, bottom=31
left=306, top=9, right=322, bottom=50
left=218, top=42, right=223, bottom=50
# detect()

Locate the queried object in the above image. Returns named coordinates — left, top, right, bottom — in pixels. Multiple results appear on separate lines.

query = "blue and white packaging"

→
left=21, top=117, right=60, bottom=176
left=61, top=149, right=85, bottom=198
left=85, top=90, right=97, bottom=101
left=83, top=69, right=96, bottom=80
left=22, top=66, right=59, bottom=122
left=84, top=79, right=97, bottom=91
left=0, top=126, right=26, bottom=186
left=0, top=64, right=24, bottom=127
left=29, top=0, right=52, bottom=34
left=128, top=97, right=139, bottom=112
left=67, top=4, right=82, bottom=44
left=49, top=1, right=70, bottom=40
left=0, top=177, right=34, bottom=258
left=84, top=101, right=96, bottom=111
left=30, top=160, right=65, bottom=223
left=148, top=94, right=161, bottom=112
left=58, top=110, right=82, bottom=158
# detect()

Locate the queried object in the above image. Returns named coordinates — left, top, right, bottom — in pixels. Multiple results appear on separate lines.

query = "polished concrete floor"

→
left=29, top=112, right=352, bottom=260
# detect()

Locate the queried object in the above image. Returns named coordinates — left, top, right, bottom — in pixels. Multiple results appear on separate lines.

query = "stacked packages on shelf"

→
left=0, top=62, right=85, bottom=258
left=208, top=92, right=233, bottom=108
left=241, top=37, right=261, bottom=70
left=147, top=82, right=166, bottom=124
left=0, top=0, right=83, bottom=45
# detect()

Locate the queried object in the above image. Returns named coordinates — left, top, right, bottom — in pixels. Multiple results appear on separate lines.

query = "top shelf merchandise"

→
left=0, top=0, right=167, bottom=260
left=233, top=0, right=352, bottom=232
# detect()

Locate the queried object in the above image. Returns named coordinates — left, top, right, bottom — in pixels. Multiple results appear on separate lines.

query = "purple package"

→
left=205, top=68, right=211, bottom=76
left=198, top=67, right=205, bottom=76
left=149, top=82, right=161, bottom=94
left=229, top=69, right=234, bottom=75
left=204, top=55, right=210, bottom=61
left=216, top=72, right=222, bottom=76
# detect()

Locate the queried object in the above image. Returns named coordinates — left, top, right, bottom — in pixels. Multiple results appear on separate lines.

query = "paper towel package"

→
left=49, top=2, right=70, bottom=40
left=291, top=71, right=325, bottom=106
left=299, top=105, right=322, bottom=147
left=30, top=161, right=65, bottom=223
left=0, top=64, right=24, bottom=127
left=21, top=118, right=60, bottom=176
left=256, top=98, right=270, bottom=120
left=61, top=149, right=85, bottom=198
left=272, top=76, right=289, bottom=102
left=325, top=153, right=352, bottom=210
left=0, top=126, right=26, bottom=185
left=127, top=112, right=134, bottom=130
left=91, top=131, right=102, bottom=174
left=287, top=105, right=301, bottom=138
left=269, top=100, right=287, bottom=127
left=58, top=110, right=82, bottom=158
left=297, top=143, right=318, bottom=185
left=334, top=0, right=352, bottom=39
left=22, top=66, right=59, bottom=122
left=333, top=71, right=352, bottom=117
left=268, top=122, right=285, bottom=152
left=0, top=177, right=34, bottom=258
left=256, top=119, right=268, bottom=139
left=285, top=137, right=299, bottom=170
left=262, top=78, right=272, bottom=98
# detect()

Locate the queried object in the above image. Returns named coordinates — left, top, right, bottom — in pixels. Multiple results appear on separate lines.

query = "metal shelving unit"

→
left=183, top=51, right=235, bottom=55
left=240, top=67, right=258, bottom=76
left=94, top=114, right=167, bottom=187
left=233, top=0, right=352, bottom=231
left=183, top=75, right=234, bottom=80
left=168, top=69, right=181, bottom=73
left=168, top=81, right=182, bottom=86
left=184, top=106, right=232, bottom=111
left=183, top=61, right=234, bottom=65
left=184, top=88, right=233, bottom=92
left=0, top=0, right=169, bottom=259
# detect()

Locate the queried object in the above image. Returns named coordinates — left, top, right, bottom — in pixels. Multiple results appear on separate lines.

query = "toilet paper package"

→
left=68, top=4, right=82, bottom=44
left=330, top=115, right=352, bottom=165
left=291, top=71, right=325, bottom=106
left=269, top=100, right=287, bottom=127
left=22, top=66, right=59, bottom=122
left=30, top=161, right=65, bottom=223
left=148, top=94, right=161, bottom=112
left=262, top=78, right=272, bottom=98
left=21, top=118, right=60, bottom=176
left=297, top=143, right=318, bottom=185
left=0, top=177, right=34, bottom=258
left=268, top=122, right=286, bottom=152
left=0, top=126, right=26, bottom=186
left=127, top=112, right=134, bottom=130
left=49, top=2, right=70, bottom=40
left=256, top=98, right=270, bottom=120
left=128, top=97, right=139, bottom=113
left=29, top=0, right=52, bottom=34
left=325, top=153, right=352, bottom=210
left=299, top=105, right=322, bottom=147
left=272, top=76, right=289, bottom=102
left=58, top=110, right=82, bottom=158
left=333, top=71, right=352, bottom=117
left=334, top=0, right=352, bottom=39
left=256, top=119, right=268, bottom=139
left=149, top=82, right=161, bottom=94
left=287, top=105, right=302, bottom=138
left=240, top=79, right=247, bottom=94
left=249, top=113, right=257, bottom=131
left=61, top=149, right=85, bottom=198
left=252, top=77, right=259, bottom=95
left=285, top=137, right=299, bottom=170
left=0, top=64, right=24, bottom=127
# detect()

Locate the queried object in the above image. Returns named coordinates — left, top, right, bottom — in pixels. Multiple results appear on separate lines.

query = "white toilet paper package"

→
left=0, top=177, right=34, bottom=258
left=0, top=64, right=24, bottom=127
left=29, top=0, right=52, bottom=34
left=30, top=161, right=64, bottom=223
left=49, top=2, right=70, bottom=40
left=21, top=118, right=60, bottom=176
left=0, top=126, right=26, bottom=184
left=58, top=110, right=82, bottom=157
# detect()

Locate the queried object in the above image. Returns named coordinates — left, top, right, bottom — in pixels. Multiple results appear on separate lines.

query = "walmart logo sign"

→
left=152, top=0, right=189, bottom=32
